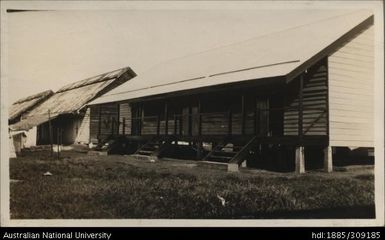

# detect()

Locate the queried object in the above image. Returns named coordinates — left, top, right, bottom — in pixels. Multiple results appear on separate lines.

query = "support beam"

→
left=174, top=115, right=177, bottom=135
left=323, top=146, right=333, bottom=173
left=156, top=114, right=160, bottom=136
left=295, top=146, right=305, bottom=174
left=116, top=104, right=120, bottom=135
left=196, top=141, right=203, bottom=160
left=188, top=106, right=192, bottom=136
left=298, top=74, right=304, bottom=143
left=256, top=99, right=261, bottom=136
left=241, top=95, right=246, bottom=135
left=228, top=109, right=232, bottom=136
left=57, top=127, right=60, bottom=160
left=140, top=104, right=144, bottom=136
left=198, top=100, right=202, bottom=136
left=48, top=109, right=53, bottom=157
left=98, top=106, right=102, bottom=140
left=179, top=116, right=183, bottom=136
left=111, top=117, right=115, bottom=136
left=122, top=117, right=126, bottom=135
left=254, top=99, right=258, bottom=135
left=295, top=74, right=305, bottom=174
left=164, top=102, right=168, bottom=135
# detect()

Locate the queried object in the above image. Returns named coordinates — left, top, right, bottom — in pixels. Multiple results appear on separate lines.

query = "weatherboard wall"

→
left=328, top=25, right=374, bottom=148
left=283, top=60, right=328, bottom=136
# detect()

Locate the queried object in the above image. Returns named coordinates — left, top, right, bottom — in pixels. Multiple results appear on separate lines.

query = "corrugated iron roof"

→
left=27, top=78, right=116, bottom=116
left=10, top=66, right=135, bottom=131
left=56, top=67, right=128, bottom=93
left=89, top=10, right=373, bottom=105
left=9, top=90, right=54, bottom=122
left=9, top=113, right=59, bottom=131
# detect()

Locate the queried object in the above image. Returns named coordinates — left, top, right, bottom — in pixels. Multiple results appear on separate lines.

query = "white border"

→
left=1, top=0, right=384, bottom=227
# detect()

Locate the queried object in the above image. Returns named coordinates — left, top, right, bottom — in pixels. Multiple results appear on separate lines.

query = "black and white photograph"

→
left=0, top=0, right=384, bottom=228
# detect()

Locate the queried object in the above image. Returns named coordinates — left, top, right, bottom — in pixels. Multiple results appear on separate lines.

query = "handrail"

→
left=154, top=135, right=176, bottom=157
left=229, top=136, right=259, bottom=166
left=130, top=107, right=327, bottom=124
left=130, top=107, right=327, bottom=121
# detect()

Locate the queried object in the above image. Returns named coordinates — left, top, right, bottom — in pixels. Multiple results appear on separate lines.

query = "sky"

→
left=3, top=2, right=380, bottom=103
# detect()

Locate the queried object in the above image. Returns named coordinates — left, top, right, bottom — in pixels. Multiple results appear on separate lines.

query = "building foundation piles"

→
left=295, top=146, right=305, bottom=174
left=324, top=146, right=333, bottom=173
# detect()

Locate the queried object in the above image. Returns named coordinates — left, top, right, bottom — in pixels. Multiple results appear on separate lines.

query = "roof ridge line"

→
left=12, top=90, right=53, bottom=104
left=56, top=66, right=131, bottom=93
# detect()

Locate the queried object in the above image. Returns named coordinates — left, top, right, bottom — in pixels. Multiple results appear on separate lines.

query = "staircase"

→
left=134, top=136, right=175, bottom=160
left=201, top=136, right=259, bottom=172
left=203, top=136, right=258, bottom=167
left=203, top=142, right=239, bottom=163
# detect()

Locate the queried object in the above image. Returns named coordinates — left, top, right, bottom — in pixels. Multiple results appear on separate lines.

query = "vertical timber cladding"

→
left=328, top=25, right=374, bottom=147
left=284, top=59, right=328, bottom=136
left=118, top=102, right=131, bottom=135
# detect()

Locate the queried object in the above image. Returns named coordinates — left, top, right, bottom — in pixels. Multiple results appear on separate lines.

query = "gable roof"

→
left=10, top=67, right=136, bottom=131
left=89, top=10, right=373, bottom=105
left=9, top=90, right=53, bottom=123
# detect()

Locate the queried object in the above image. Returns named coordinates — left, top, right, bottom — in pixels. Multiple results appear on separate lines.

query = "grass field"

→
left=10, top=149, right=375, bottom=219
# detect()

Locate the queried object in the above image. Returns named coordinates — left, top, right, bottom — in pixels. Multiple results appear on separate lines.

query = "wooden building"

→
left=88, top=11, right=375, bottom=173
left=10, top=67, right=136, bottom=146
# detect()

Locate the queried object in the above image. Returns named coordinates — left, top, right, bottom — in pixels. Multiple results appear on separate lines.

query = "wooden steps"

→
left=132, top=135, right=259, bottom=172
left=203, top=138, right=254, bottom=164
left=135, top=138, right=161, bottom=156
left=134, top=136, right=174, bottom=159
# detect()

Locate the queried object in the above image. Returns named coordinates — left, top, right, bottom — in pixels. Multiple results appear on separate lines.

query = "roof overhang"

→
left=9, top=114, right=60, bottom=131
left=286, top=14, right=374, bottom=82
left=89, top=75, right=287, bottom=105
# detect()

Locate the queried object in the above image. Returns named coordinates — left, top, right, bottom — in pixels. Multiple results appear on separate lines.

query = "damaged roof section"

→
left=10, top=66, right=136, bottom=131
left=9, top=90, right=54, bottom=124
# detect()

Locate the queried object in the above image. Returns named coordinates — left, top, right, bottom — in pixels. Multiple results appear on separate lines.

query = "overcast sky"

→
left=4, top=2, right=381, bottom=103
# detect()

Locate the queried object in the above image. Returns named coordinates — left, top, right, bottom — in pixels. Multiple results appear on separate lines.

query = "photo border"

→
left=1, top=0, right=383, bottom=227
